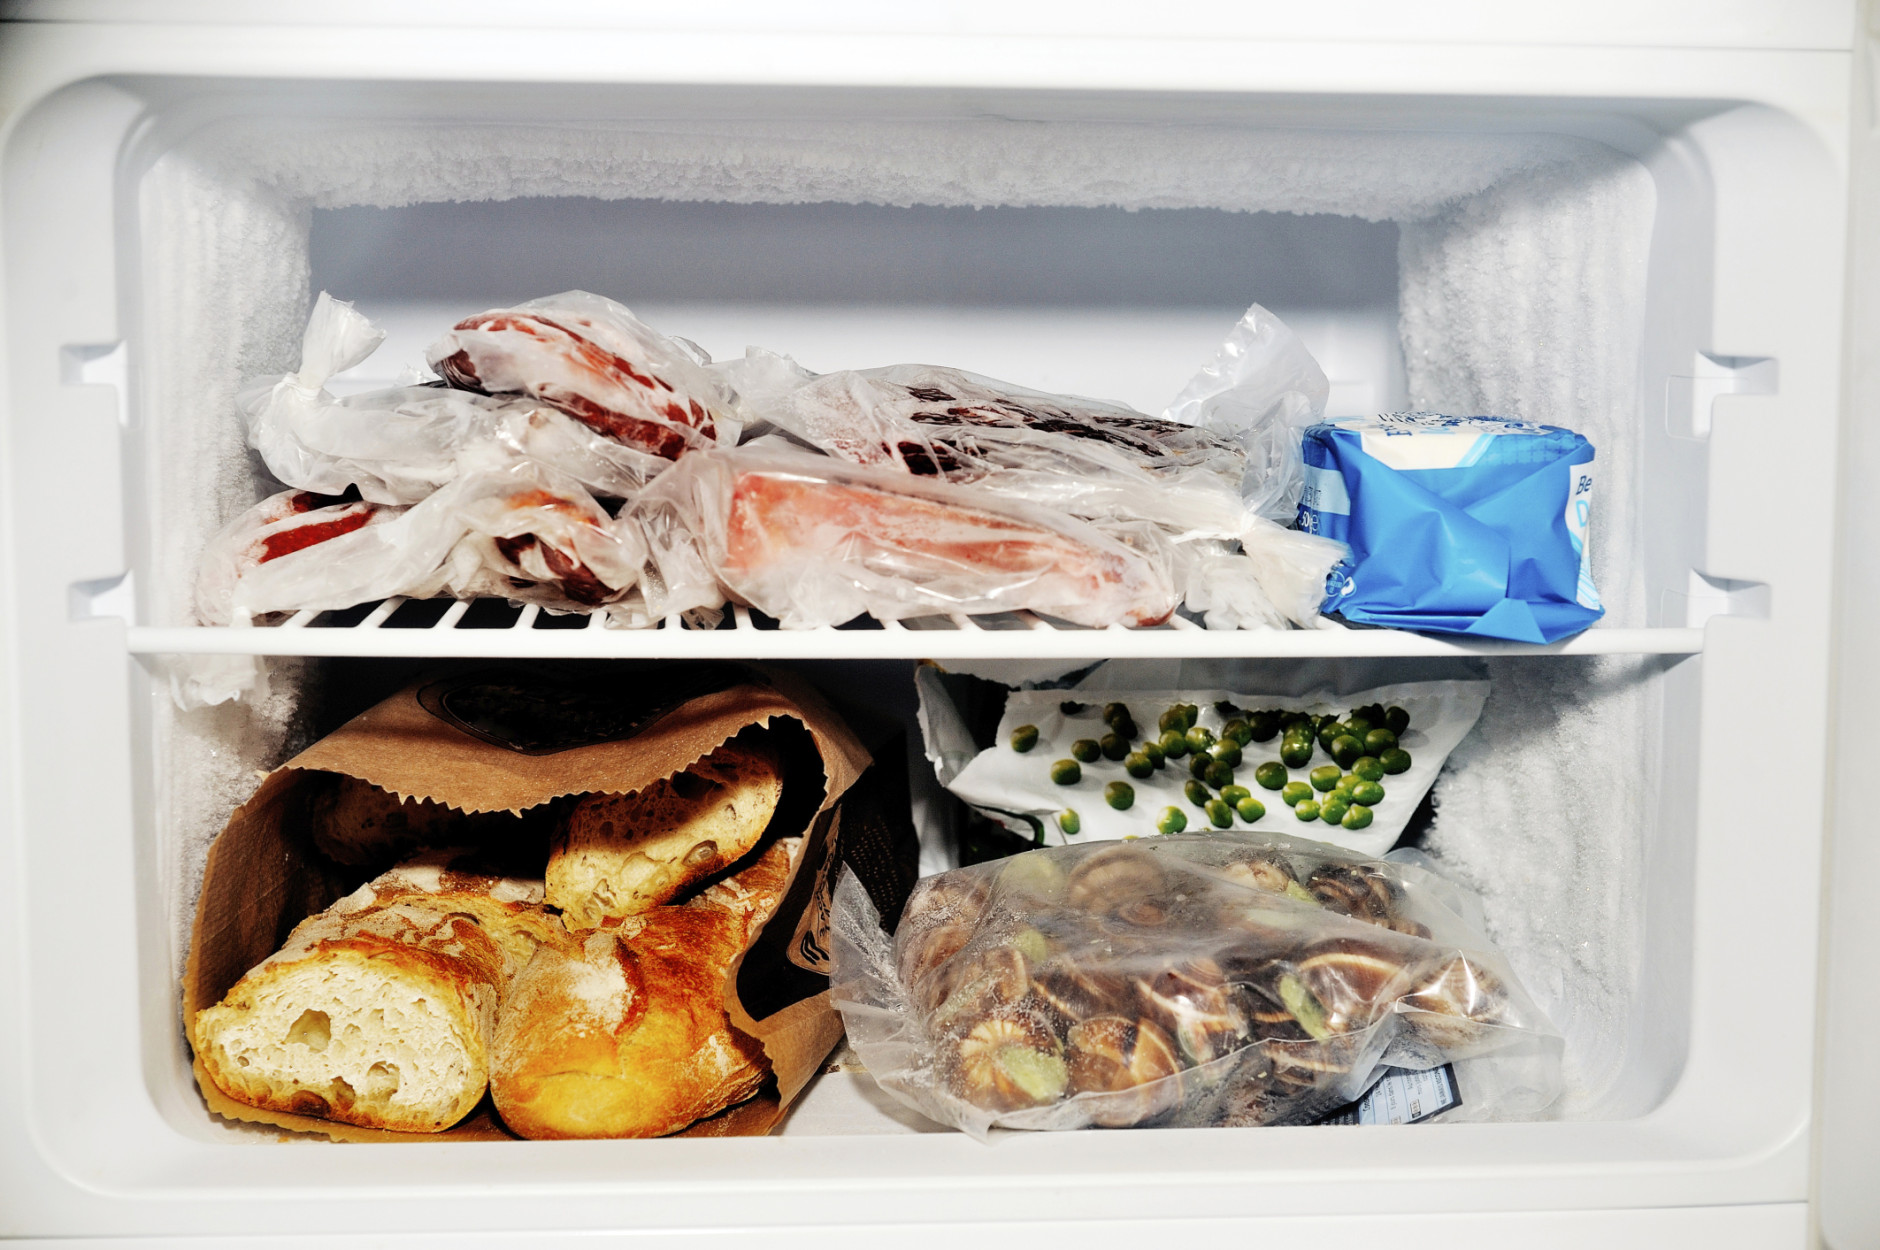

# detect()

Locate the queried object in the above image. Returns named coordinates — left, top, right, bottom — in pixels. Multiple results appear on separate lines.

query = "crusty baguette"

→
left=491, top=838, right=799, bottom=1138
left=546, top=739, right=782, bottom=927
left=192, top=849, right=570, bottom=1134
left=305, top=772, right=471, bottom=866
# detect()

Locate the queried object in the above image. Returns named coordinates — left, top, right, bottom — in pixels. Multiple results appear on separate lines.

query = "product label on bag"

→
left=1319, top=1063, right=1461, bottom=1126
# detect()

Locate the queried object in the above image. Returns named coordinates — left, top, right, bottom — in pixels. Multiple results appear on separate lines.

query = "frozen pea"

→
left=1342, top=804, right=1374, bottom=831
left=1280, top=737, right=1314, bottom=769
left=1364, top=728, right=1398, bottom=756
left=1156, top=806, right=1188, bottom=835
left=1124, top=752, right=1155, bottom=779
left=1059, top=701, right=1086, bottom=715
left=1159, top=729, right=1189, bottom=760
left=1104, top=781, right=1135, bottom=811
left=1344, top=715, right=1374, bottom=738
left=1293, top=798, right=1322, bottom=822
left=1235, top=796, right=1266, bottom=822
left=1184, top=725, right=1215, bottom=754
left=1248, top=712, right=1281, bottom=742
left=1335, top=773, right=1359, bottom=795
left=1211, top=741, right=1243, bottom=769
left=1254, top=761, right=1289, bottom=791
left=1010, top=724, right=1040, bottom=753
left=1380, top=748, right=1412, bottom=775
left=1222, top=719, right=1253, bottom=747
left=1220, top=784, right=1252, bottom=806
left=1071, top=738, right=1101, bottom=764
left=1331, top=734, right=1365, bottom=768
left=1214, top=700, right=1244, bottom=718
left=1281, top=781, right=1313, bottom=806
left=1056, top=809, right=1081, bottom=836
left=1204, top=760, right=1236, bottom=790
left=1189, top=753, right=1214, bottom=781
left=1351, top=780, right=1385, bottom=806
left=1100, top=733, right=1130, bottom=762
left=1111, top=716, right=1139, bottom=742
left=1184, top=779, right=1212, bottom=807
left=1320, top=797, right=1349, bottom=826
left=1159, top=706, right=1187, bottom=734
left=1205, top=798, right=1233, bottom=828
left=1141, top=739, right=1166, bottom=769
left=1353, top=756, right=1385, bottom=783
left=1050, top=759, right=1081, bottom=786
left=1385, top=705, right=1410, bottom=736
left=1308, top=765, right=1341, bottom=793
left=1102, top=702, right=1131, bottom=727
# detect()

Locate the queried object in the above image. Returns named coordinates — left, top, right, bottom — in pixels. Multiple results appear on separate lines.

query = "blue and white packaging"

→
left=1297, top=413, right=1603, bottom=643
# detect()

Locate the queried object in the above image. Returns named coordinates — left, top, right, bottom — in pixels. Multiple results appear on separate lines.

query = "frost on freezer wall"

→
left=1401, top=150, right=1659, bottom=1115
left=137, top=113, right=1659, bottom=1114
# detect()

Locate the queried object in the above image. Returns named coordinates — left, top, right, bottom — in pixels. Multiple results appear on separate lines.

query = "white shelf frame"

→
left=121, top=599, right=1707, bottom=659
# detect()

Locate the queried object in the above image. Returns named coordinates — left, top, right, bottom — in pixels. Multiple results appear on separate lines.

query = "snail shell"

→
left=1066, top=1015, right=1184, bottom=1127
left=1219, top=854, right=1295, bottom=895
left=1032, top=957, right=1133, bottom=1028
left=1398, top=955, right=1507, bottom=1051
left=928, top=942, right=1033, bottom=1034
left=1135, top=957, right=1249, bottom=1066
left=944, top=1007, right=1069, bottom=1113
left=1295, top=936, right=1424, bottom=1034
left=1306, top=863, right=1399, bottom=926
left=896, top=873, right=993, bottom=1007
left=1066, top=844, right=1168, bottom=913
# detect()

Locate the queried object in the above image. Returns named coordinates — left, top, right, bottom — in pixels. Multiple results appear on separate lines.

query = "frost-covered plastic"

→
left=193, top=489, right=402, bottom=627
left=632, top=437, right=1182, bottom=629
left=426, top=290, right=739, bottom=460
left=714, top=304, right=1344, bottom=627
left=242, top=292, right=671, bottom=503
left=831, top=832, right=1561, bottom=1138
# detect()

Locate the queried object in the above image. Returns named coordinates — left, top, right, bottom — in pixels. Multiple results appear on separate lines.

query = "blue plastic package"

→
left=1297, top=413, right=1603, bottom=643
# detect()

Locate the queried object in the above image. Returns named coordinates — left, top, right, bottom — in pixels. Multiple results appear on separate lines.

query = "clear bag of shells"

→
left=830, top=831, right=1563, bottom=1137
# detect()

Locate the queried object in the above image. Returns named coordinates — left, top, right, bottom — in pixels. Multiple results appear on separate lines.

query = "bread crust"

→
left=546, top=740, right=782, bottom=927
left=193, top=850, right=571, bottom=1134
left=491, top=839, right=798, bottom=1138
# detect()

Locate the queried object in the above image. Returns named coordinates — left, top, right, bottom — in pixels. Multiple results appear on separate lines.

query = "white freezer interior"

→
left=0, top=70, right=1844, bottom=1238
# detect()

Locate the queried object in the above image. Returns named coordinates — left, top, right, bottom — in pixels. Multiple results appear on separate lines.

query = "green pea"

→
left=1351, top=780, right=1385, bottom=806
left=1159, top=706, right=1187, bottom=735
left=1222, top=719, right=1253, bottom=747
left=1141, top=739, right=1166, bottom=769
left=1280, top=738, right=1314, bottom=769
left=1317, top=723, right=1342, bottom=753
left=1156, top=806, right=1188, bottom=835
left=1293, top=798, right=1321, bottom=822
left=1204, top=760, right=1236, bottom=790
left=1104, top=781, right=1135, bottom=811
left=1331, top=734, right=1364, bottom=768
left=1111, top=717, right=1138, bottom=742
left=1210, top=741, right=1243, bottom=769
left=1235, top=796, right=1267, bottom=822
left=1189, top=753, right=1214, bottom=781
left=1219, top=784, right=1252, bottom=806
left=1214, top=699, right=1243, bottom=718
left=1254, top=761, right=1288, bottom=791
left=1059, top=701, right=1086, bottom=715
left=1380, top=748, right=1412, bottom=775
left=1159, top=729, right=1189, bottom=760
left=1100, top=733, right=1130, bottom=761
left=1071, top=738, right=1101, bottom=763
left=1385, top=706, right=1410, bottom=736
left=1364, top=728, right=1398, bottom=756
left=1182, top=703, right=1201, bottom=729
left=1308, top=765, right=1342, bottom=793
left=1320, top=797, right=1349, bottom=826
left=1184, top=726, right=1215, bottom=754
left=1102, top=702, right=1131, bottom=727
left=1248, top=712, right=1281, bottom=742
left=1353, top=756, right=1385, bottom=783
left=1205, top=798, right=1233, bottom=828
left=1124, top=752, right=1154, bottom=779
left=1184, top=780, right=1212, bottom=807
left=1281, top=781, right=1313, bottom=806
left=1342, top=804, right=1374, bottom=831
left=1335, top=773, right=1359, bottom=795
left=1056, top=809, right=1081, bottom=835
left=1050, top=759, right=1081, bottom=785
left=1362, top=704, right=1389, bottom=728
left=1345, top=715, right=1374, bottom=738
left=1010, top=724, right=1040, bottom=753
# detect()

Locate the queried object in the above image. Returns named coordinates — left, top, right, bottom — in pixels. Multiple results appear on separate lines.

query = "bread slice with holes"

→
left=546, top=739, right=783, bottom=928
left=191, top=849, right=570, bottom=1134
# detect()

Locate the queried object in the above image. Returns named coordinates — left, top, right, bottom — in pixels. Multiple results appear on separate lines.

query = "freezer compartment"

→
left=0, top=72, right=1841, bottom=1229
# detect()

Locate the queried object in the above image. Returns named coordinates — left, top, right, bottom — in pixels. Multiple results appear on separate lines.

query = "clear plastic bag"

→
left=240, top=292, right=670, bottom=504
left=631, top=438, right=1180, bottom=629
left=218, top=456, right=649, bottom=621
left=426, top=290, right=738, bottom=461
left=831, top=831, right=1562, bottom=1138
left=194, top=489, right=403, bottom=626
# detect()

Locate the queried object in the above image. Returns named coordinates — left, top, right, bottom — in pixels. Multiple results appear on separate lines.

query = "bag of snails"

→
left=828, top=830, right=1562, bottom=1138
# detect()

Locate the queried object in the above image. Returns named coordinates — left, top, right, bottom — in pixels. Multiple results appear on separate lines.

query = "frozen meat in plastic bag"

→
left=194, top=488, right=403, bottom=626
left=240, top=292, right=669, bottom=504
left=632, top=439, right=1179, bottom=629
left=830, top=831, right=1562, bottom=1138
left=712, top=305, right=1343, bottom=626
left=219, top=457, right=649, bottom=622
left=427, top=291, right=737, bottom=460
